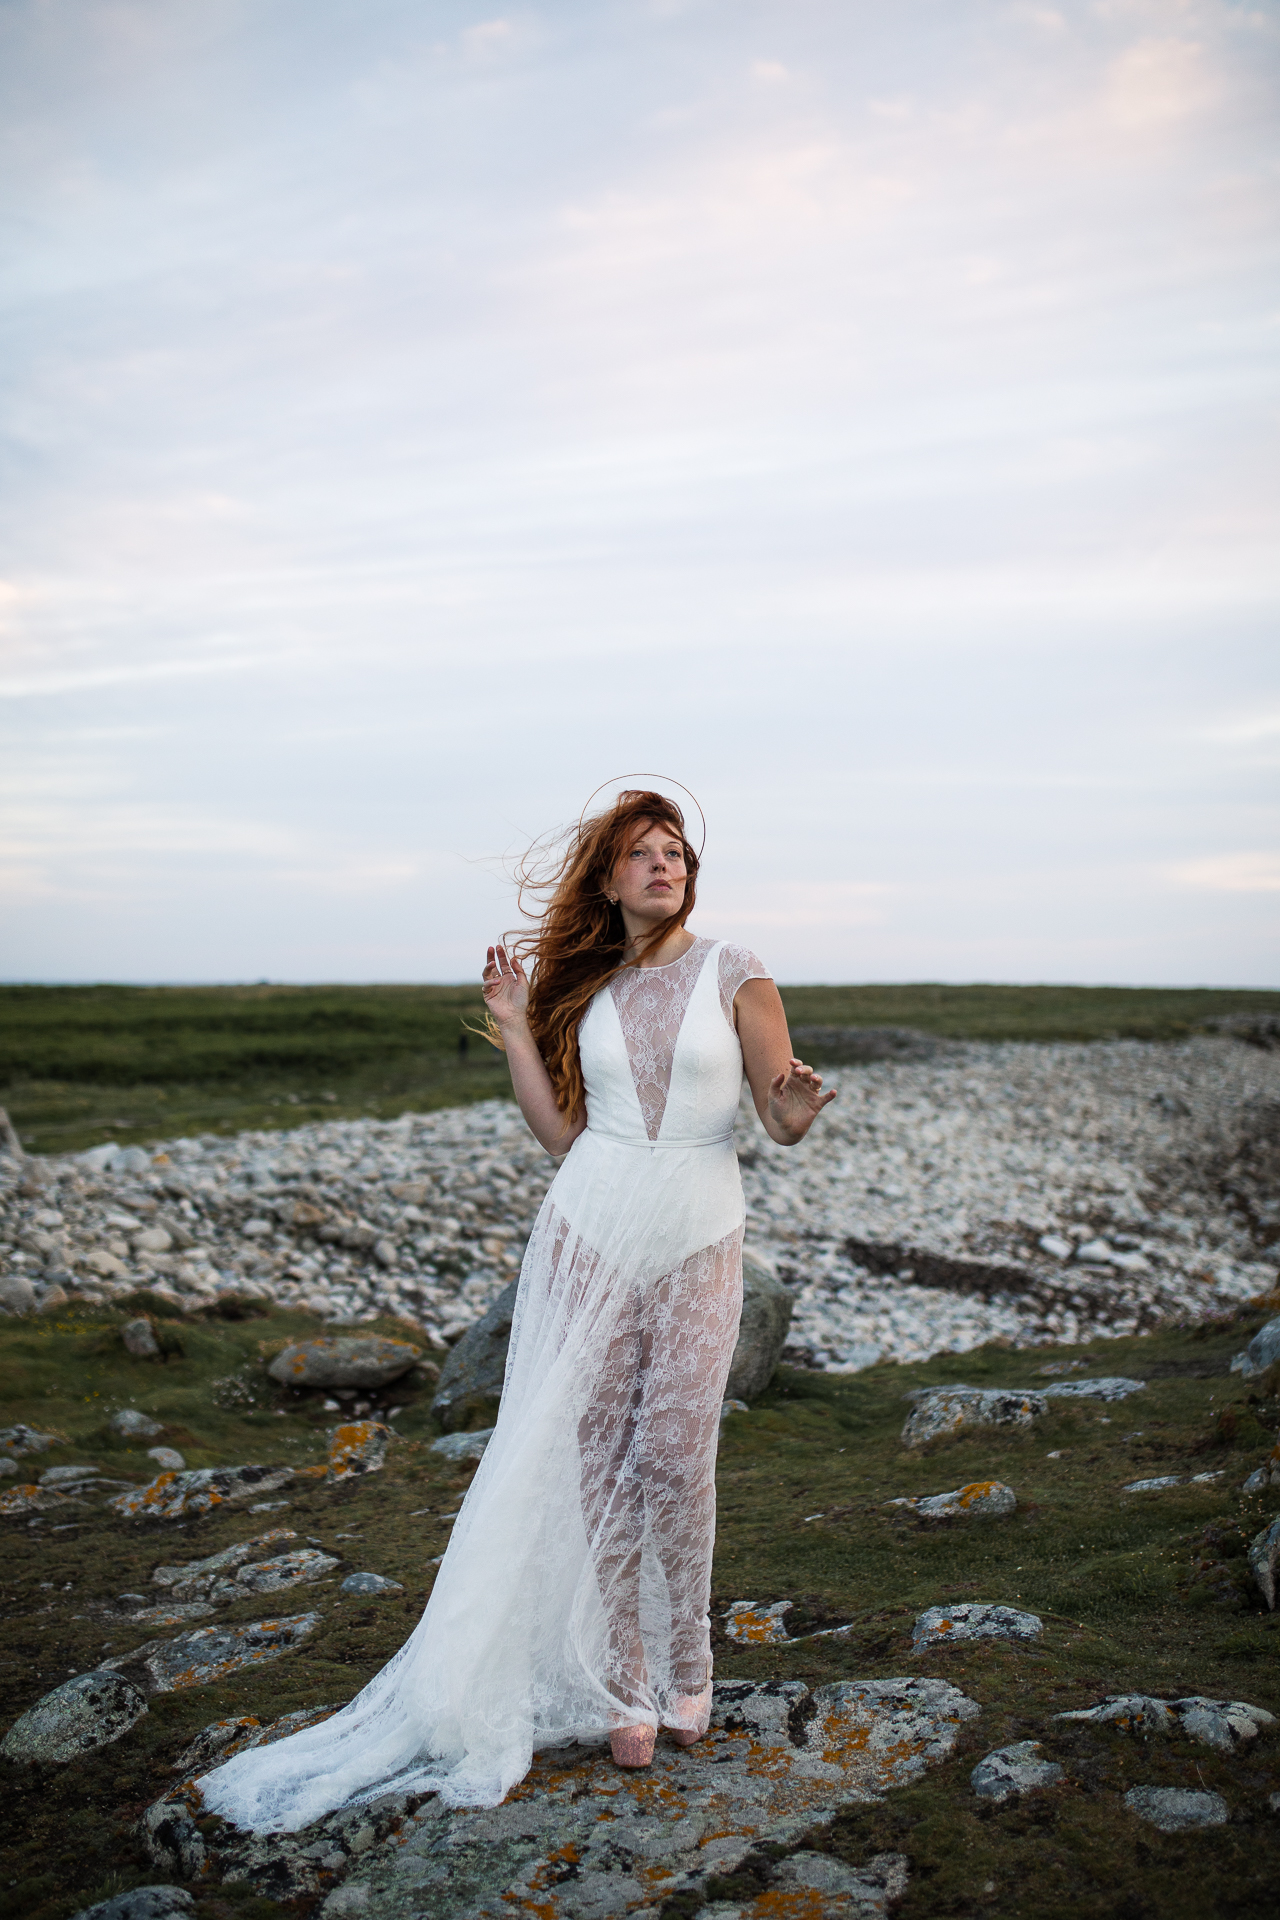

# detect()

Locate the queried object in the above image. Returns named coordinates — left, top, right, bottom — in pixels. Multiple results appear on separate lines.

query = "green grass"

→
left=0, top=1299, right=1277, bottom=1919
left=2, top=982, right=1277, bottom=1155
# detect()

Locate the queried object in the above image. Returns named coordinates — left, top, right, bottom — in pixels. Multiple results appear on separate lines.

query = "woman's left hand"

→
left=766, top=1058, right=836, bottom=1142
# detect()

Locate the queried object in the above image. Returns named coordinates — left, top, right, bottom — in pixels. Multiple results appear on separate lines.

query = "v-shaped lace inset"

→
left=608, top=939, right=717, bottom=1140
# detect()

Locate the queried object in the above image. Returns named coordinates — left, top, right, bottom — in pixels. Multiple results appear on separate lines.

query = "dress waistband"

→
left=585, top=1127, right=735, bottom=1150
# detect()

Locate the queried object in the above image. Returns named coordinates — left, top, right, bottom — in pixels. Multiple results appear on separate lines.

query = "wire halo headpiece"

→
left=575, top=775, right=707, bottom=861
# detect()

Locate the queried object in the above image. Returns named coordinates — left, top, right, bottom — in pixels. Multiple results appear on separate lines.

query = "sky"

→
left=1, top=0, right=1277, bottom=986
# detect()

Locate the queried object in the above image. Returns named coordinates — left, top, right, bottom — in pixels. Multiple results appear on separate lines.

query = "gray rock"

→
left=146, top=1447, right=185, bottom=1471
left=971, top=1740, right=1065, bottom=1802
left=1, top=1669, right=148, bottom=1763
left=724, top=1247, right=794, bottom=1401
left=341, top=1571, right=404, bottom=1595
left=429, top=1428, right=494, bottom=1463
left=1248, top=1515, right=1280, bottom=1609
left=172, top=1703, right=336, bottom=1775
left=268, top=1335, right=421, bottom=1389
left=0, top=1423, right=58, bottom=1457
left=234, top=1548, right=339, bottom=1594
left=165, top=1678, right=974, bottom=1906
left=887, top=1480, right=1016, bottom=1518
left=0, top=1460, right=16, bottom=1478
left=1230, top=1314, right=1280, bottom=1380
left=1243, top=1446, right=1280, bottom=1492
left=902, top=1385, right=1047, bottom=1447
left=772, top=1849, right=909, bottom=1911
left=1039, top=1376, right=1145, bottom=1402
left=153, top=1527, right=297, bottom=1594
left=122, top=1318, right=161, bottom=1358
left=1170, top=1698, right=1274, bottom=1750
left=1124, top=1786, right=1228, bottom=1832
left=431, top=1280, right=518, bottom=1431
left=1123, top=1476, right=1183, bottom=1492
left=724, top=1600, right=793, bottom=1645
left=0, top=1275, right=37, bottom=1315
left=110, top=1408, right=164, bottom=1438
left=40, top=1464, right=103, bottom=1486
left=109, top=1464, right=295, bottom=1519
left=103, top=1612, right=321, bottom=1692
left=912, top=1602, right=1043, bottom=1649
left=70, top=1887, right=194, bottom=1920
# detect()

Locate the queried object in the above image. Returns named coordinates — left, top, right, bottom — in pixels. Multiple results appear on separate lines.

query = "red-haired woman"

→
left=198, top=790, right=833, bottom=1830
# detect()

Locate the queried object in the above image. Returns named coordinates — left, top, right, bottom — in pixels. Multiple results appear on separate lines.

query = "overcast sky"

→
left=1, top=0, right=1277, bottom=986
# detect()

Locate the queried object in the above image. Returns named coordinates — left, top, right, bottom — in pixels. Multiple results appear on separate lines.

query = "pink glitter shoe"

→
left=609, top=1722, right=657, bottom=1768
left=669, top=1683, right=712, bottom=1748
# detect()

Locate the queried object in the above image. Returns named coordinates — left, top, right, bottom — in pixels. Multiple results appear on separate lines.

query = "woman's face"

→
left=610, top=819, right=689, bottom=922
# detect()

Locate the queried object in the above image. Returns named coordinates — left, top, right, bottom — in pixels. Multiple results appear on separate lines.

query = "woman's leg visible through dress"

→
left=635, top=1229, right=742, bottom=1703
left=577, top=1307, right=651, bottom=1715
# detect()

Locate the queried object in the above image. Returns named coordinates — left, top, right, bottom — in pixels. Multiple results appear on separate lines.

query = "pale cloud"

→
left=1170, top=854, right=1280, bottom=893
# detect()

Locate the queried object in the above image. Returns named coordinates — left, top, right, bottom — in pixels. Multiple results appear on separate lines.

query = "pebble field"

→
left=2, top=1034, right=1276, bottom=1365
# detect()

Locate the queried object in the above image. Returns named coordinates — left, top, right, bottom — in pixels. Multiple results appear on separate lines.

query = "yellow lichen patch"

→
left=957, top=1481, right=1000, bottom=1505
left=0, top=1483, right=42, bottom=1514
left=327, top=1420, right=391, bottom=1480
left=744, top=1889, right=830, bottom=1918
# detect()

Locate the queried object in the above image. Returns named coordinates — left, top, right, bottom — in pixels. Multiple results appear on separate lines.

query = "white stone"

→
left=971, top=1740, right=1065, bottom=1802
left=912, top=1603, right=1042, bottom=1649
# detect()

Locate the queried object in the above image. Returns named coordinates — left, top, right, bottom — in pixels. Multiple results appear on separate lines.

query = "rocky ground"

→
left=1, top=1032, right=1278, bottom=1920
left=2, top=1035, right=1276, bottom=1370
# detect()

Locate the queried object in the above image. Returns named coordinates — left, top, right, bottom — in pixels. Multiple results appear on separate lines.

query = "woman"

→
left=198, top=788, right=833, bottom=1830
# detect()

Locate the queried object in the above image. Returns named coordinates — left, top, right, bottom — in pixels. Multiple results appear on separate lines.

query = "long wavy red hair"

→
left=483, top=789, right=700, bottom=1118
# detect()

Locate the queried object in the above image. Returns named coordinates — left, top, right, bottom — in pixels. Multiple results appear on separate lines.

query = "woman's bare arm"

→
left=482, top=945, right=587, bottom=1157
left=734, top=976, right=836, bottom=1146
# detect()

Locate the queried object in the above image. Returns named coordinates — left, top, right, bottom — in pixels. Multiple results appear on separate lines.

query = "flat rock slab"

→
left=1056, top=1694, right=1276, bottom=1750
left=971, top=1740, right=1065, bottom=1803
left=170, top=1678, right=978, bottom=1914
left=912, top=1603, right=1043, bottom=1650
left=152, top=1528, right=298, bottom=1596
left=106, top=1612, right=321, bottom=1693
left=269, top=1337, right=421, bottom=1389
left=1124, top=1786, right=1228, bottom=1832
left=901, top=1387, right=1047, bottom=1447
left=1038, top=1377, right=1146, bottom=1402
left=341, top=1572, right=403, bottom=1595
left=110, top=1465, right=295, bottom=1519
left=1, top=1668, right=148, bottom=1763
left=174, top=1704, right=337, bottom=1777
left=235, top=1548, right=339, bottom=1595
left=887, top=1480, right=1016, bottom=1519
left=71, top=1888, right=195, bottom=1920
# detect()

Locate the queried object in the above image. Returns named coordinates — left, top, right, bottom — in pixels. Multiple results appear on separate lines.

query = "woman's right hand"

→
left=482, top=944, right=530, bottom=1031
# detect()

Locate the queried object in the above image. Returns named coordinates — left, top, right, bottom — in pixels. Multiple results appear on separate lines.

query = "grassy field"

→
left=0, top=1295, right=1277, bottom=1919
left=2, top=982, right=1277, bottom=1156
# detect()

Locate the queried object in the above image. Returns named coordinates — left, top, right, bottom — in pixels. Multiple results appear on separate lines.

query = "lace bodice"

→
left=607, top=937, right=770, bottom=1140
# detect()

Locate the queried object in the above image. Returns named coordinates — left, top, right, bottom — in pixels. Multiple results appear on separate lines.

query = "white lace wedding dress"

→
left=198, top=937, right=770, bottom=1828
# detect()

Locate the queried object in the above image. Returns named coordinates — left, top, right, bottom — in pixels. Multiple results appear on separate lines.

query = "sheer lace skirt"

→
left=197, top=1175, right=744, bottom=1827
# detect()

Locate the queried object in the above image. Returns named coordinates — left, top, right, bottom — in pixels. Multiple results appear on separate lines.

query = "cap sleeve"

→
left=718, top=942, right=772, bottom=1022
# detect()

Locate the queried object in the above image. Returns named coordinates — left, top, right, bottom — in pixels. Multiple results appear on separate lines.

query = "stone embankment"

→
left=1, top=1035, right=1276, bottom=1369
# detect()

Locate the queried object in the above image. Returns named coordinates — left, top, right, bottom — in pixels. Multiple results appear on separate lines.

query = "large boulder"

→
left=1232, top=1315, right=1280, bottom=1381
left=432, top=1245, right=793, bottom=1433
left=431, top=1282, right=518, bottom=1432
left=267, top=1335, right=422, bottom=1390
left=725, top=1247, right=793, bottom=1401
left=1249, top=1515, right=1280, bottom=1609
left=1, top=1669, right=148, bottom=1763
